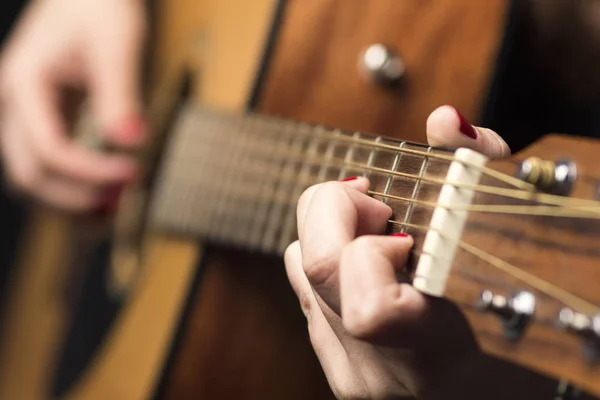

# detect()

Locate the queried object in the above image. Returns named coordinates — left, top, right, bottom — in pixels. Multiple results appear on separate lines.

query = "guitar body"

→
left=0, top=1, right=508, bottom=399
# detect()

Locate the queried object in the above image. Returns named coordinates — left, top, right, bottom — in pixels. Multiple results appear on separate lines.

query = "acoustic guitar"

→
left=5, top=1, right=598, bottom=399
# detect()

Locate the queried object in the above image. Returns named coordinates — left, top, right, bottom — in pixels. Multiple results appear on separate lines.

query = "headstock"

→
left=445, top=134, right=600, bottom=397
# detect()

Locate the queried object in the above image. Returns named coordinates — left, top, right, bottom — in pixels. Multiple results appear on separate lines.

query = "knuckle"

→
left=302, top=243, right=340, bottom=288
left=35, top=136, right=67, bottom=167
left=297, top=185, right=316, bottom=207
left=297, top=183, right=322, bottom=211
left=348, top=235, right=381, bottom=256
left=8, top=163, right=38, bottom=192
left=343, top=293, right=385, bottom=339
left=330, top=384, right=369, bottom=400
left=317, top=180, right=345, bottom=197
left=297, top=288, right=313, bottom=320
left=342, top=294, right=382, bottom=338
left=341, top=239, right=387, bottom=338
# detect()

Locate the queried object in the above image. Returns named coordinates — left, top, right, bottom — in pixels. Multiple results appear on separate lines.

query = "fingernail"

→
left=93, top=184, right=125, bottom=216
left=455, top=109, right=478, bottom=139
left=111, top=114, right=147, bottom=144
left=342, top=176, right=358, bottom=182
left=390, top=232, right=409, bottom=237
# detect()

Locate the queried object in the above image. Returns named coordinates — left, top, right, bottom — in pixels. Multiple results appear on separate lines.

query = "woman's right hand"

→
left=0, top=0, right=147, bottom=212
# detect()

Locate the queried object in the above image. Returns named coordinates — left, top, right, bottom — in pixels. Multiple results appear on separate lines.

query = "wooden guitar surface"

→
left=0, top=1, right=507, bottom=399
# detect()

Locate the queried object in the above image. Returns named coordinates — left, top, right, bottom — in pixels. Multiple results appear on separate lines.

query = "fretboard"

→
left=149, top=103, right=453, bottom=256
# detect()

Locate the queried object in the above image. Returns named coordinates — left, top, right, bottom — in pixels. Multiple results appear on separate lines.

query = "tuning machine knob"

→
left=556, top=308, right=600, bottom=364
left=555, top=379, right=584, bottom=400
left=516, top=157, right=576, bottom=196
left=359, top=44, right=405, bottom=86
left=477, top=290, right=536, bottom=341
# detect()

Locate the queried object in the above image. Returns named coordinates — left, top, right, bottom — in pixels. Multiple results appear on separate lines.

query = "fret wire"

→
left=226, top=116, right=264, bottom=244
left=194, top=112, right=226, bottom=235
left=202, top=106, right=537, bottom=191
left=194, top=113, right=231, bottom=234
left=261, top=129, right=305, bottom=253
left=221, top=115, right=264, bottom=242
left=158, top=105, right=212, bottom=234
left=209, top=116, right=252, bottom=240
left=381, top=141, right=406, bottom=205
left=338, top=132, right=360, bottom=180
left=402, top=146, right=432, bottom=233
left=277, top=124, right=322, bottom=252
left=245, top=118, right=285, bottom=249
left=163, top=107, right=198, bottom=234
left=238, top=115, right=280, bottom=245
left=187, top=110, right=220, bottom=235
left=365, top=136, right=382, bottom=180
left=248, top=122, right=294, bottom=248
left=317, top=128, right=340, bottom=182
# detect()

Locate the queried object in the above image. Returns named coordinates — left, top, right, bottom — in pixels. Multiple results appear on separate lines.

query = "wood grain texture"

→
left=160, top=248, right=335, bottom=400
left=447, top=134, right=600, bottom=397
left=258, top=0, right=508, bottom=143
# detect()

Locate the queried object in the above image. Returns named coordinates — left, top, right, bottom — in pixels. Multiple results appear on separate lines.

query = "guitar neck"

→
left=149, top=103, right=452, bottom=255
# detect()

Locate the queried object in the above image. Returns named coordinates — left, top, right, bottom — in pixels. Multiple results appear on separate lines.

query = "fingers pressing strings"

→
left=297, top=178, right=392, bottom=313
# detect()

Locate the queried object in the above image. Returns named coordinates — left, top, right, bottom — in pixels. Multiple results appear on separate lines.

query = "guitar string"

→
left=368, top=190, right=600, bottom=219
left=307, top=128, right=532, bottom=190
left=179, top=131, right=600, bottom=211
left=171, top=133, right=600, bottom=215
left=387, top=220, right=599, bottom=315
left=202, top=110, right=533, bottom=190
left=189, top=112, right=600, bottom=210
left=162, top=160, right=600, bottom=222
left=203, top=109, right=600, bottom=211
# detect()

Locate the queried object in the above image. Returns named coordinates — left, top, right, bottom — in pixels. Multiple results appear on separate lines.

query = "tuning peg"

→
left=515, top=158, right=576, bottom=196
left=554, top=379, right=584, bottom=400
left=556, top=308, right=600, bottom=364
left=476, top=290, right=536, bottom=341
left=359, top=44, right=405, bottom=86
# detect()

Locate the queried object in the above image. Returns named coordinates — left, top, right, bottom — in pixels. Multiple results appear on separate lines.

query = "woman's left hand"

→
left=283, top=106, right=539, bottom=400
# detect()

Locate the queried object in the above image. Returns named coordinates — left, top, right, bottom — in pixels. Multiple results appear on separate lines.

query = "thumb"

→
left=426, top=105, right=510, bottom=160
left=87, top=6, right=147, bottom=148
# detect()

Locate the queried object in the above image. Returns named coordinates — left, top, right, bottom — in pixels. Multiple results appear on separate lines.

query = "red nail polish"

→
left=455, top=110, right=477, bottom=139
left=113, top=114, right=147, bottom=143
left=93, top=184, right=125, bottom=216
left=390, top=232, right=408, bottom=237
left=342, top=176, right=358, bottom=182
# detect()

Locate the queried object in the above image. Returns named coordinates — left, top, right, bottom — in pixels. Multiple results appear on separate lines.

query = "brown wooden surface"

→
left=161, top=248, right=335, bottom=399
left=447, top=134, right=600, bottom=397
left=258, top=0, right=508, bottom=143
